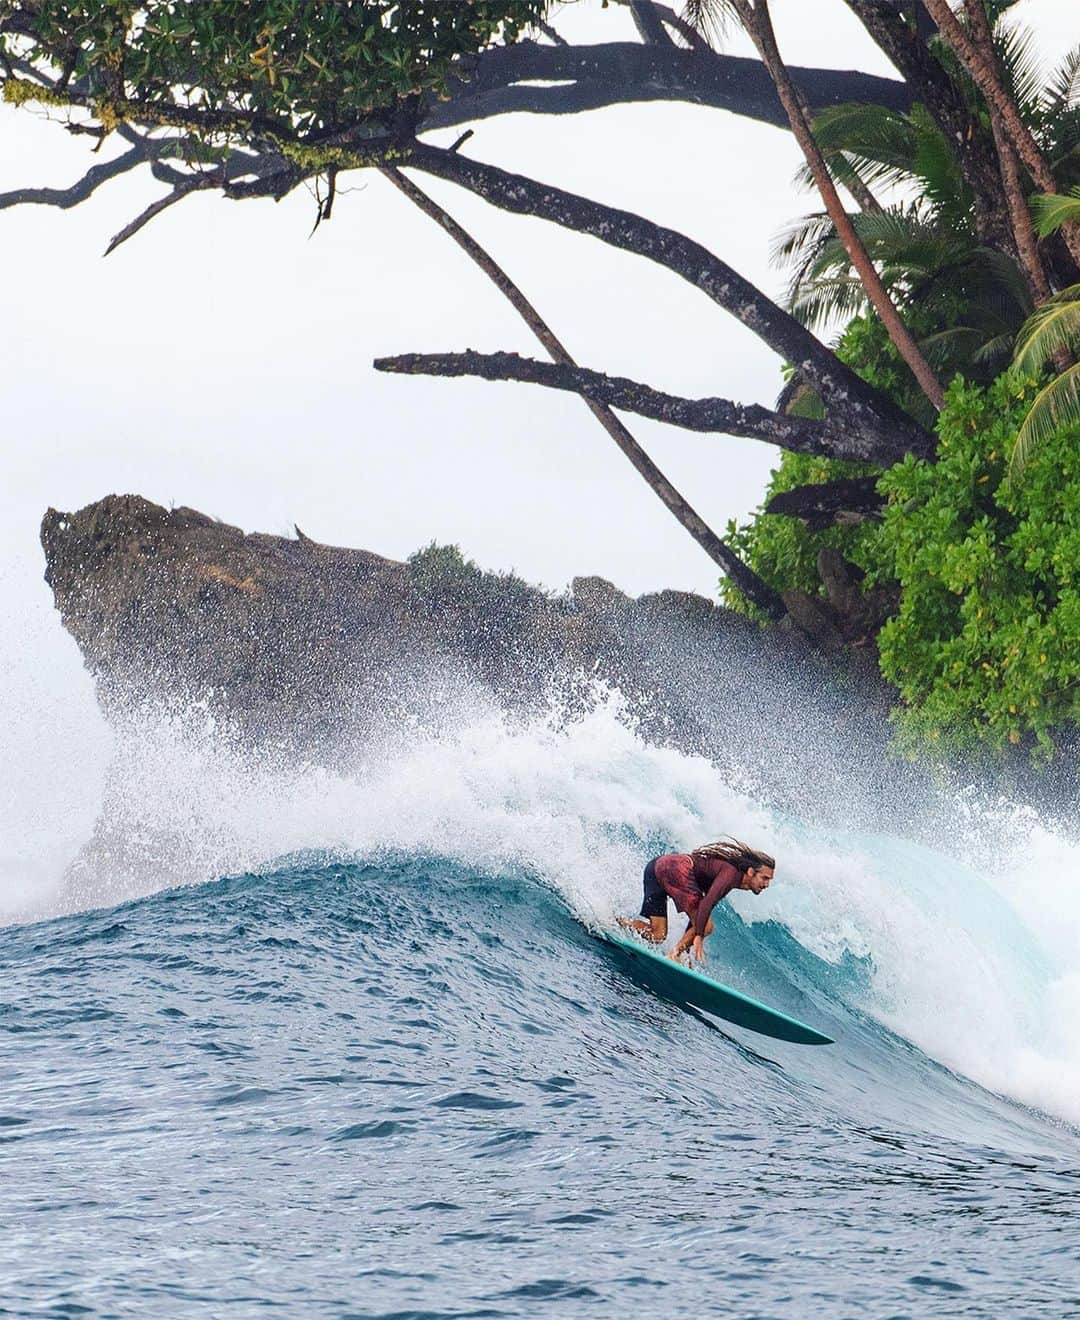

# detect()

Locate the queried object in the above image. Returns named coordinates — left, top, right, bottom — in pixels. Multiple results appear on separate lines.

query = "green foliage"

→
left=1010, top=292, right=1080, bottom=483
left=407, top=541, right=544, bottom=658
left=722, top=451, right=880, bottom=616
left=873, top=376, right=1080, bottom=760
left=1031, top=187, right=1080, bottom=238
left=725, top=357, right=1079, bottom=760
left=719, top=311, right=931, bottom=623
left=3, top=1, right=545, bottom=139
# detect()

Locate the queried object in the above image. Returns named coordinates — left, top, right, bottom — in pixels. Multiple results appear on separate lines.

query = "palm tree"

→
left=775, top=22, right=1080, bottom=430
left=1010, top=189, right=1080, bottom=481
left=922, top=0, right=1080, bottom=269
left=684, top=0, right=946, bottom=408
left=775, top=101, right=1033, bottom=395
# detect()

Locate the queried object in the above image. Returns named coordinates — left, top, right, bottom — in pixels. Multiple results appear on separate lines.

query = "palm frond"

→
left=788, top=275, right=868, bottom=331
left=1046, top=43, right=1080, bottom=112
left=918, top=326, right=986, bottom=368
left=679, top=0, right=735, bottom=49
left=770, top=210, right=835, bottom=269
left=995, top=21, right=1044, bottom=120
left=971, top=332, right=1017, bottom=369
left=1031, top=188, right=1080, bottom=238
left=1012, top=286, right=1080, bottom=374
left=908, top=104, right=972, bottom=230
left=1009, top=362, right=1080, bottom=484
left=972, top=247, right=1038, bottom=316
left=796, top=102, right=922, bottom=196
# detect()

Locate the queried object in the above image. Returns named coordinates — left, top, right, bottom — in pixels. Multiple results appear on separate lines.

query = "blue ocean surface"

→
left=2, top=854, right=1079, bottom=1318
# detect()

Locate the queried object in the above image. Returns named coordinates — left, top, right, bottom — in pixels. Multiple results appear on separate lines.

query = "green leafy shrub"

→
left=725, top=324, right=1079, bottom=758
left=873, top=374, right=1079, bottom=759
left=4, top=2, right=545, bottom=139
left=719, top=313, right=912, bottom=619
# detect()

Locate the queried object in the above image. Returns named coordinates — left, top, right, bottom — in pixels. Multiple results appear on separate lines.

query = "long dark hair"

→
left=691, top=836, right=775, bottom=873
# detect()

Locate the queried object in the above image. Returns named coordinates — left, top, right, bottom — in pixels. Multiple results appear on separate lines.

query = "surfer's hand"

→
left=692, top=936, right=705, bottom=963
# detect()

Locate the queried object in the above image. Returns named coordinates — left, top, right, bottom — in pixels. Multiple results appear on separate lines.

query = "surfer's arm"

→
left=692, top=867, right=740, bottom=939
left=672, top=912, right=715, bottom=961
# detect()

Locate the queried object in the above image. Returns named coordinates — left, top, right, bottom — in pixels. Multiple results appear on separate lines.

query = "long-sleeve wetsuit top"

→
left=653, top=853, right=742, bottom=938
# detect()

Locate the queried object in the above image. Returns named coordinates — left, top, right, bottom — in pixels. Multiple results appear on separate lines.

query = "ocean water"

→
left=3, top=694, right=1080, bottom=1317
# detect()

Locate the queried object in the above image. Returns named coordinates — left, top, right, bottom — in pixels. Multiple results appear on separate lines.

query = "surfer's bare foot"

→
left=617, top=916, right=664, bottom=943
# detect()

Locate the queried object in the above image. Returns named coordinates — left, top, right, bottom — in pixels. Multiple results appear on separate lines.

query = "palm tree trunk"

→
left=379, top=166, right=787, bottom=620
left=731, top=0, right=945, bottom=410
left=844, top=0, right=1017, bottom=260
left=961, top=0, right=1050, bottom=300
left=922, top=0, right=1080, bottom=269
left=987, top=108, right=1051, bottom=302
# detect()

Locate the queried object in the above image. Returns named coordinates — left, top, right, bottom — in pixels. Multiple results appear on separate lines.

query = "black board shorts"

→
left=640, top=857, right=667, bottom=919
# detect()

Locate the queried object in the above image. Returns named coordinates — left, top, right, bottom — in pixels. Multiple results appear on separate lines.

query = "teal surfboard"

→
left=597, top=929, right=834, bottom=1046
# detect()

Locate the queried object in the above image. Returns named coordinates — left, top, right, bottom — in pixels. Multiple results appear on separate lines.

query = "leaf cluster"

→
left=724, top=347, right=1079, bottom=762
left=873, top=374, right=1079, bottom=762
left=719, top=311, right=931, bottom=621
left=4, top=1, right=545, bottom=140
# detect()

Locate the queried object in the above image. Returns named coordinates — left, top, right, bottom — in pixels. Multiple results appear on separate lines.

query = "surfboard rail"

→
left=597, top=928, right=834, bottom=1046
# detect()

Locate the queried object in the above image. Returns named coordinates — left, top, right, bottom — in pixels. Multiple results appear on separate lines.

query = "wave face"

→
left=3, top=693, right=1080, bottom=1316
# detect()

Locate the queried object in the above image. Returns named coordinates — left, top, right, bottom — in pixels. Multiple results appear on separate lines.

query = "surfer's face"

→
left=743, top=867, right=773, bottom=894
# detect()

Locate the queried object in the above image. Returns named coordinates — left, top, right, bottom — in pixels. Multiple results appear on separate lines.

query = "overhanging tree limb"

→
left=425, top=39, right=913, bottom=134
left=104, top=167, right=222, bottom=256
left=403, top=141, right=936, bottom=462
left=374, top=350, right=863, bottom=460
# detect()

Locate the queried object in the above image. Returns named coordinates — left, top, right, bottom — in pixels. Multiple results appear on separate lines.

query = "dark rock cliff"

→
left=40, top=494, right=946, bottom=847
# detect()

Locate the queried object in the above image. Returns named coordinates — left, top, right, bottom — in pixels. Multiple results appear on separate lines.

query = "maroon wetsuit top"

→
left=653, top=853, right=743, bottom=938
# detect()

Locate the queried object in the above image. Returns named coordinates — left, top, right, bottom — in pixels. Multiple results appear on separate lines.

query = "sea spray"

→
left=9, top=661, right=1079, bottom=1126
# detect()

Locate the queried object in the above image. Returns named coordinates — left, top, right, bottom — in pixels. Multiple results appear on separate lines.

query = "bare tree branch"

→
left=649, top=2, right=714, bottom=51
left=424, top=40, right=912, bottom=134
left=374, top=350, right=863, bottom=459
left=104, top=168, right=221, bottom=256
left=403, top=142, right=936, bottom=463
left=536, top=19, right=567, bottom=46
left=628, top=0, right=674, bottom=48
left=0, top=145, right=146, bottom=211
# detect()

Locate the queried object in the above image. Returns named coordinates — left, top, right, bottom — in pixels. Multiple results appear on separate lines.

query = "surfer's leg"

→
left=617, top=859, right=669, bottom=941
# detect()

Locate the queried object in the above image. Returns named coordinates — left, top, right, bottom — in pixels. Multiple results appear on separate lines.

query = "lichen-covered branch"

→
left=374, top=349, right=866, bottom=460
left=403, top=144, right=936, bottom=463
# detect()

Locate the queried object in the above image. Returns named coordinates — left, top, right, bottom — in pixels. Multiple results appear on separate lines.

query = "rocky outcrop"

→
left=41, top=494, right=934, bottom=832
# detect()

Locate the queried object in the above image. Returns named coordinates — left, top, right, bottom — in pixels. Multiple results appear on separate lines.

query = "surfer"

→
left=618, top=838, right=775, bottom=964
